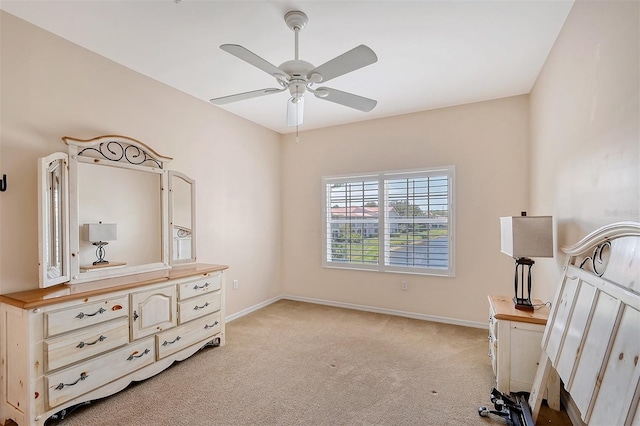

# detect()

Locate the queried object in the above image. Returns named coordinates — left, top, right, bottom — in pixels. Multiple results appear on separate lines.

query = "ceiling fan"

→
left=210, top=10, right=378, bottom=127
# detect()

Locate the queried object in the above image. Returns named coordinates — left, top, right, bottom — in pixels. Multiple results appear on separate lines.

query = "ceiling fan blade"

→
left=210, top=87, right=284, bottom=105
left=287, top=97, right=304, bottom=127
left=308, top=45, right=377, bottom=83
left=220, top=44, right=285, bottom=78
left=314, top=87, right=377, bottom=112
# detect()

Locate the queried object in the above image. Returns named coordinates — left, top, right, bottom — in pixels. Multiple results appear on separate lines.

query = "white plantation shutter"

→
left=323, top=167, right=455, bottom=277
left=325, top=178, right=380, bottom=269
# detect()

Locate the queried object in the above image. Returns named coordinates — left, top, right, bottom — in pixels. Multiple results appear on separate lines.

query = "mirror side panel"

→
left=38, top=152, right=70, bottom=287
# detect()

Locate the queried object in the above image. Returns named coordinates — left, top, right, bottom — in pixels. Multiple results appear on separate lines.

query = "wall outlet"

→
left=401, top=280, right=408, bottom=291
left=233, top=279, right=239, bottom=290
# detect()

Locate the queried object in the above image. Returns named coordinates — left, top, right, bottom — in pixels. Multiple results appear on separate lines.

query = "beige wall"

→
left=3, top=0, right=637, bottom=326
left=0, top=11, right=283, bottom=316
left=529, top=0, right=639, bottom=300
left=281, top=96, right=530, bottom=324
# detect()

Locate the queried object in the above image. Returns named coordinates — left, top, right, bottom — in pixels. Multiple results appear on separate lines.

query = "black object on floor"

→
left=478, top=388, right=535, bottom=426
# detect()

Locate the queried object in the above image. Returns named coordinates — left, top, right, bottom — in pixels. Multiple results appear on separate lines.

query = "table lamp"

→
left=500, top=213, right=553, bottom=310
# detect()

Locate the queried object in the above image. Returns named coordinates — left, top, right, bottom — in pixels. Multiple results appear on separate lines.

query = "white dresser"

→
left=487, top=295, right=560, bottom=409
left=0, top=263, right=227, bottom=426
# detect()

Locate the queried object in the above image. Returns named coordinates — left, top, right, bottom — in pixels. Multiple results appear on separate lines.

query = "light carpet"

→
left=44, top=300, right=571, bottom=426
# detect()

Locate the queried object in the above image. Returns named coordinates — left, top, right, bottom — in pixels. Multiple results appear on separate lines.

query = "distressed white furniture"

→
left=0, top=263, right=227, bottom=426
left=3, top=135, right=224, bottom=425
left=39, top=135, right=198, bottom=288
left=529, top=222, right=640, bottom=424
left=487, top=295, right=560, bottom=409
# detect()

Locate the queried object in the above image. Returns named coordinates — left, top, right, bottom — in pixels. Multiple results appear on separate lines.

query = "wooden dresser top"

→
left=488, top=294, right=550, bottom=325
left=0, top=263, right=228, bottom=309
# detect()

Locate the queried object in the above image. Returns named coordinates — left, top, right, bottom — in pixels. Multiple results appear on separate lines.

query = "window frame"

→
left=322, top=166, right=455, bottom=277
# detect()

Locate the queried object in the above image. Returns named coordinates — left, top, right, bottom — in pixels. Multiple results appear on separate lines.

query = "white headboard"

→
left=529, top=221, right=640, bottom=425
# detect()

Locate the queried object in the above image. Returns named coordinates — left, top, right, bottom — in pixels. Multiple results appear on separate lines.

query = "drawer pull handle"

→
left=133, top=310, right=139, bottom=321
left=204, top=321, right=219, bottom=329
left=127, top=348, right=151, bottom=361
left=76, top=307, right=106, bottom=319
left=76, top=335, right=107, bottom=348
left=162, top=336, right=182, bottom=346
left=193, top=282, right=210, bottom=290
left=193, top=302, right=210, bottom=311
left=54, top=372, right=88, bottom=390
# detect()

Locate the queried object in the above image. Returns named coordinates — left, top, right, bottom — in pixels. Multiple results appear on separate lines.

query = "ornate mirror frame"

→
left=38, top=135, right=199, bottom=287
left=65, top=135, right=173, bottom=284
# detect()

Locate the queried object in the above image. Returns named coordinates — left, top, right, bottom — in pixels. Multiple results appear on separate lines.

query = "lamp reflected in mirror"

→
left=85, top=222, right=117, bottom=265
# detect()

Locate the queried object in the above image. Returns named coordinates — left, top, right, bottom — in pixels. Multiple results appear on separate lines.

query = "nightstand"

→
left=488, top=295, right=560, bottom=410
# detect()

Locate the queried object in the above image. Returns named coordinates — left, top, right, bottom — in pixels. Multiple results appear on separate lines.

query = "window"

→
left=323, top=167, right=454, bottom=276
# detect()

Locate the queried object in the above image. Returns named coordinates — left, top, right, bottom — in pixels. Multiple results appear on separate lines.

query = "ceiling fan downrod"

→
left=284, top=10, right=308, bottom=62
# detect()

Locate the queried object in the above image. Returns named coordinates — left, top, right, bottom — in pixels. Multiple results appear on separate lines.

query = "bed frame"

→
left=528, top=221, right=640, bottom=425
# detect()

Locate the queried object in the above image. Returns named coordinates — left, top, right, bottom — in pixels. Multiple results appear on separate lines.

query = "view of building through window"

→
left=323, top=167, right=454, bottom=276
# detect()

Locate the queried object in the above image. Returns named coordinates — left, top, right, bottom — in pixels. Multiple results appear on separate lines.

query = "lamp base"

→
left=513, top=297, right=534, bottom=311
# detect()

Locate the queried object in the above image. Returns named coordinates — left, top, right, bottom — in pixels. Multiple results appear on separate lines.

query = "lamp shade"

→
left=500, top=216, right=553, bottom=258
left=85, top=223, right=117, bottom=242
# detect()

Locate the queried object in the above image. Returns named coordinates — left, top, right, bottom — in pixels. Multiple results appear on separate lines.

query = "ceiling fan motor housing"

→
left=284, top=10, right=308, bottom=31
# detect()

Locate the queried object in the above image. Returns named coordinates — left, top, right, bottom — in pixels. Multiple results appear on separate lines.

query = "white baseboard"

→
left=225, top=295, right=281, bottom=323
left=225, top=294, right=486, bottom=329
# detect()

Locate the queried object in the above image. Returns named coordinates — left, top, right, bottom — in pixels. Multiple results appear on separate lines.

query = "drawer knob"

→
left=193, top=302, right=210, bottom=311
left=76, top=307, right=106, bottom=319
left=76, top=335, right=107, bottom=349
left=127, top=348, right=151, bottom=361
left=54, top=372, right=88, bottom=390
left=162, top=336, right=182, bottom=346
left=193, top=282, right=210, bottom=290
left=204, top=321, right=219, bottom=330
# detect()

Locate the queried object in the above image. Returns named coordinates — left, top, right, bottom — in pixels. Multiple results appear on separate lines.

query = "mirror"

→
left=63, top=135, right=173, bottom=284
left=38, top=152, right=70, bottom=287
left=39, top=135, right=196, bottom=287
left=77, top=163, right=163, bottom=269
left=169, top=171, right=196, bottom=264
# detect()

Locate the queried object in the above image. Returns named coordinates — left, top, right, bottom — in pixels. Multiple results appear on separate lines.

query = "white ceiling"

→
left=1, top=0, right=574, bottom=134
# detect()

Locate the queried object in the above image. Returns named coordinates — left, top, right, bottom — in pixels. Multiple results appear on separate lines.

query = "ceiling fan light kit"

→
left=210, top=10, right=378, bottom=128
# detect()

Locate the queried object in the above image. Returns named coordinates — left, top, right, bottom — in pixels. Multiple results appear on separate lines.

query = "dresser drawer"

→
left=44, top=318, right=130, bottom=372
left=45, top=295, right=128, bottom=337
left=178, top=291, right=221, bottom=324
left=177, top=272, right=221, bottom=300
left=156, top=312, right=221, bottom=359
left=45, top=337, right=155, bottom=409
